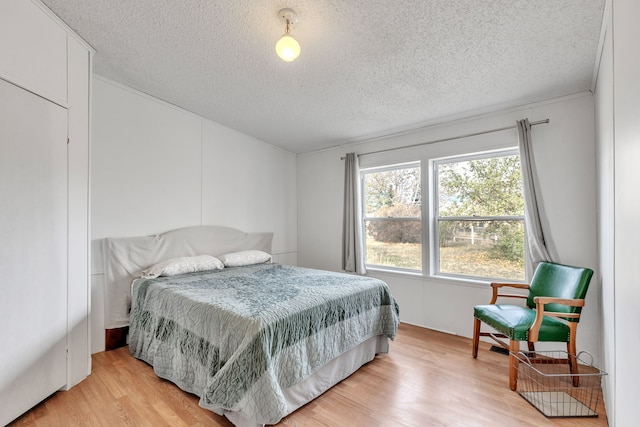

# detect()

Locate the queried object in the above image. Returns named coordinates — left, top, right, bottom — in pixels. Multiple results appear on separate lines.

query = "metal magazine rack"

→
left=514, top=350, right=606, bottom=418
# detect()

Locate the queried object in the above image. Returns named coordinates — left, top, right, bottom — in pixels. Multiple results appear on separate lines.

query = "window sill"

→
left=366, top=266, right=507, bottom=289
left=366, top=266, right=423, bottom=278
left=426, top=274, right=492, bottom=289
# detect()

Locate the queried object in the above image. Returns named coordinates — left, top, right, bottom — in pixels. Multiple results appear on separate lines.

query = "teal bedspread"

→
left=129, top=263, right=399, bottom=424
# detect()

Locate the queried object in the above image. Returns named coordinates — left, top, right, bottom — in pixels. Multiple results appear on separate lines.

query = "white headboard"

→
left=103, top=225, right=273, bottom=329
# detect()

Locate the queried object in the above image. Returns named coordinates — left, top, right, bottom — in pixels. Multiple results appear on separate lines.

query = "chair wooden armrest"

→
left=489, top=282, right=530, bottom=304
left=529, top=297, right=585, bottom=341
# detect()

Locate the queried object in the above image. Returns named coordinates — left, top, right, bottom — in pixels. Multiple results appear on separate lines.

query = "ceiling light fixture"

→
left=275, top=8, right=300, bottom=62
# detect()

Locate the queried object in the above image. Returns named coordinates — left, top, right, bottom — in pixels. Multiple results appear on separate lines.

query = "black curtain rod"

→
left=341, top=119, right=549, bottom=159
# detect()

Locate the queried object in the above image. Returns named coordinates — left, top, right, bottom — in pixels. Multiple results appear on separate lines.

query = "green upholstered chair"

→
left=472, top=261, right=593, bottom=390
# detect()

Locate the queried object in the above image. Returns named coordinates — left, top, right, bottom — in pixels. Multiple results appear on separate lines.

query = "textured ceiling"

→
left=42, top=0, right=605, bottom=154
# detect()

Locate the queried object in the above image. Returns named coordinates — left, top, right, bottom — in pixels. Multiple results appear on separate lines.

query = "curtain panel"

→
left=517, top=119, right=554, bottom=275
left=342, top=153, right=366, bottom=274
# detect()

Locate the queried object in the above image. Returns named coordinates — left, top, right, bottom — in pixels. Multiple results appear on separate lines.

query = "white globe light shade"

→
left=275, top=34, right=301, bottom=62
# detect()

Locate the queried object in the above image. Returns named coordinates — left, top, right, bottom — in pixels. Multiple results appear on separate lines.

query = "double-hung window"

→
left=434, top=150, right=525, bottom=281
left=360, top=149, right=525, bottom=282
left=361, top=162, right=422, bottom=272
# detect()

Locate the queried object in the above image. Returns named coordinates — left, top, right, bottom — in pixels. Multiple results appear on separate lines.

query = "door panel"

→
left=0, top=0, right=68, bottom=106
left=0, top=78, right=67, bottom=425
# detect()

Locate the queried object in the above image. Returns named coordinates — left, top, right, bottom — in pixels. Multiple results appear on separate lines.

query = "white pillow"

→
left=141, top=255, right=224, bottom=279
left=217, top=250, right=272, bottom=267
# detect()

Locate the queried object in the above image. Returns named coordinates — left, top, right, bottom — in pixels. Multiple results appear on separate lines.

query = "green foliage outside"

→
left=438, top=155, right=525, bottom=272
left=363, top=154, right=525, bottom=280
left=438, top=155, right=524, bottom=217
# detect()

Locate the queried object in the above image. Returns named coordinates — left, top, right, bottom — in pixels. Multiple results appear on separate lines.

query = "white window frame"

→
left=431, top=148, right=526, bottom=282
left=360, top=161, right=423, bottom=274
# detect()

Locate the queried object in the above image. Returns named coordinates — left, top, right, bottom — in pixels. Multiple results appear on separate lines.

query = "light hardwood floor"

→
left=9, top=323, right=608, bottom=426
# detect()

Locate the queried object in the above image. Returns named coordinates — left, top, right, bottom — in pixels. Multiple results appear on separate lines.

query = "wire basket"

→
left=513, top=350, right=606, bottom=418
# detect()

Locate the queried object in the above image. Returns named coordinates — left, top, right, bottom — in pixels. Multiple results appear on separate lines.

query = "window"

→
left=434, top=150, right=525, bottom=281
left=360, top=149, right=526, bottom=282
left=361, top=162, right=422, bottom=272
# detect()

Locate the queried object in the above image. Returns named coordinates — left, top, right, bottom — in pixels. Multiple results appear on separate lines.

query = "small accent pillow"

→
left=217, top=250, right=272, bottom=267
left=141, top=255, right=224, bottom=279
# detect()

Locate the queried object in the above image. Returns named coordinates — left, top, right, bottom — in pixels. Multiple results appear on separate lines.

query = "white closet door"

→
left=0, top=0, right=68, bottom=106
left=0, top=79, right=68, bottom=425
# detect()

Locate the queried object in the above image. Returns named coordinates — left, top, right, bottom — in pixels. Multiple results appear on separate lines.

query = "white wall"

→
left=90, top=76, right=297, bottom=353
left=611, top=0, right=640, bottom=421
left=594, top=1, right=640, bottom=425
left=298, top=93, right=601, bottom=362
left=594, top=2, right=615, bottom=423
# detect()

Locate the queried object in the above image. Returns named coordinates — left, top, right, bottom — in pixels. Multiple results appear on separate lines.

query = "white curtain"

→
left=342, top=153, right=366, bottom=274
left=517, top=119, right=554, bottom=275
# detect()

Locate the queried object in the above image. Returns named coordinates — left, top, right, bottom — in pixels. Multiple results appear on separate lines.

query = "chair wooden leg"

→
left=567, top=339, right=579, bottom=387
left=567, top=322, right=580, bottom=386
left=527, top=341, right=535, bottom=353
left=509, top=340, right=519, bottom=391
left=472, top=318, right=481, bottom=358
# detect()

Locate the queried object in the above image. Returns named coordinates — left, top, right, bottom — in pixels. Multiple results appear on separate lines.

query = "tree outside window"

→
left=435, top=151, right=525, bottom=281
left=362, top=163, right=422, bottom=271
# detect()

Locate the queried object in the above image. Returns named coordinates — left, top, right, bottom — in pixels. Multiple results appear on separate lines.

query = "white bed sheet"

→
left=223, top=335, right=389, bottom=427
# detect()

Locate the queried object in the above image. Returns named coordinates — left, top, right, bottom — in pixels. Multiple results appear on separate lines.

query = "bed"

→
left=103, top=226, right=399, bottom=426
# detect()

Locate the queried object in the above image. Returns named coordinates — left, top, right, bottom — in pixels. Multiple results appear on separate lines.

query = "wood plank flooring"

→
left=9, top=323, right=608, bottom=426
